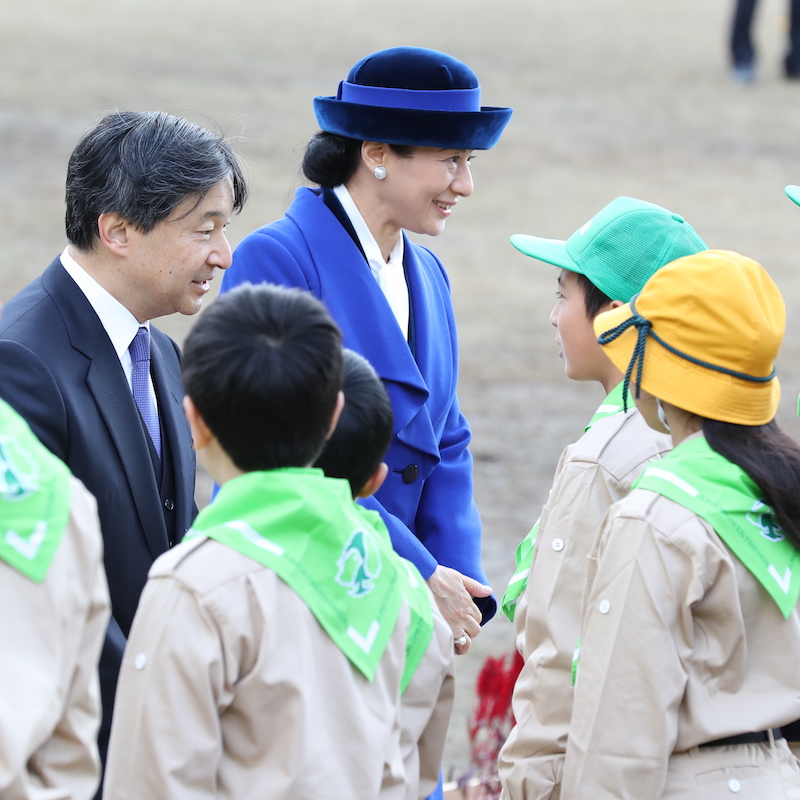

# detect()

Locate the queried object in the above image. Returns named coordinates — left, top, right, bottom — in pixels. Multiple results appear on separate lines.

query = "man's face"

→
left=125, top=178, right=235, bottom=322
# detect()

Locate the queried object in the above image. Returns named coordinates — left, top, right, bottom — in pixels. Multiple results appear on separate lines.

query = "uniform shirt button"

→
left=598, top=599, right=611, bottom=614
left=164, top=498, right=175, bottom=511
left=728, top=778, right=741, bottom=793
left=552, top=538, right=565, bottom=552
left=134, top=653, right=147, bottom=670
left=401, top=464, right=419, bottom=484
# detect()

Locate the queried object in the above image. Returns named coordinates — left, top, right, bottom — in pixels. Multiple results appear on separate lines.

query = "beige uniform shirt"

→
left=500, top=409, right=671, bottom=800
left=104, top=536, right=454, bottom=800
left=0, top=477, right=110, bottom=800
left=562, top=484, right=800, bottom=799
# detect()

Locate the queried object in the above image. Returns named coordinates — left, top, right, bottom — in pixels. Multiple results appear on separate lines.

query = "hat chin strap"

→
left=597, top=298, right=652, bottom=412
left=597, top=295, right=778, bottom=414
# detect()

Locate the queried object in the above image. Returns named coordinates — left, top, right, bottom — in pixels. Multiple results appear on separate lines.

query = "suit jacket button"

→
left=402, top=464, right=419, bottom=484
left=164, top=498, right=175, bottom=511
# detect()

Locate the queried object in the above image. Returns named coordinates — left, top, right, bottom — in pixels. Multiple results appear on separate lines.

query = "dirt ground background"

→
left=3, top=0, right=800, bottom=779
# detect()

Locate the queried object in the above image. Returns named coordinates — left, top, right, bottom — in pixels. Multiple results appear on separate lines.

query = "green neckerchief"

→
left=354, top=505, right=434, bottom=691
left=500, top=382, right=628, bottom=622
left=188, top=469, right=430, bottom=685
left=0, top=399, right=71, bottom=582
left=583, top=381, right=627, bottom=432
left=635, top=435, right=800, bottom=618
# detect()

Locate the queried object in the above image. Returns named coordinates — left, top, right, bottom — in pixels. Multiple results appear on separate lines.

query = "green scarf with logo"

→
left=0, top=399, right=71, bottom=582
left=188, top=468, right=433, bottom=687
left=500, top=382, right=628, bottom=621
left=635, top=435, right=800, bottom=618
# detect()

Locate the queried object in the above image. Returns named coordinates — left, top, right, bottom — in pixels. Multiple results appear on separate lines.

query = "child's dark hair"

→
left=704, top=418, right=800, bottom=548
left=575, top=272, right=613, bottom=320
left=182, top=283, right=343, bottom=472
left=314, top=349, right=393, bottom=497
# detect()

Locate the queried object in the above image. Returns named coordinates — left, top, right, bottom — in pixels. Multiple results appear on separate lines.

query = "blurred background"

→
left=3, top=0, right=800, bottom=778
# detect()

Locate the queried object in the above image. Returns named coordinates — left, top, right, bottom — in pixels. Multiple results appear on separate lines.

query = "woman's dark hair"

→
left=66, top=110, right=248, bottom=251
left=575, top=272, right=614, bottom=320
left=704, top=418, right=800, bottom=548
left=302, top=131, right=414, bottom=187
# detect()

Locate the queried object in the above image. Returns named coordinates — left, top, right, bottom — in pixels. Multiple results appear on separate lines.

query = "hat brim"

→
left=785, top=185, right=800, bottom=207
left=509, top=233, right=584, bottom=273
left=594, top=303, right=780, bottom=426
left=313, top=97, right=512, bottom=150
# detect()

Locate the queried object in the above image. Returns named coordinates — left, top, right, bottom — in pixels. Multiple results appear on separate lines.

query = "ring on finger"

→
left=454, top=634, right=469, bottom=647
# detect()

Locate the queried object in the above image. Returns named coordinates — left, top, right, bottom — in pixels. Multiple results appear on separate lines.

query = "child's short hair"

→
left=182, top=283, right=343, bottom=472
left=315, top=349, right=393, bottom=497
left=575, top=272, right=613, bottom=320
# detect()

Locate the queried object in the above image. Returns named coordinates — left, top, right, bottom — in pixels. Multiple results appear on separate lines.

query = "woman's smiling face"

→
left=378, top=146, right=475, bottom=237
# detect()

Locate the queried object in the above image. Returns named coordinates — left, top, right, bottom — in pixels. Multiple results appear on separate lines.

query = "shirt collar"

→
left=332, top=184, right=404, bottom=276
left=60, top=248, right=147, bottom=358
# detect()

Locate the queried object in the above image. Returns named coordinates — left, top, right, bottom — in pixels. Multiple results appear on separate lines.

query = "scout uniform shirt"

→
left=104, top=468, right=454, bottom=800
left=0, top=399, right=110, bottom=800
left=499, top=386, right=671, bottom=800
left=562, top=433, right=800, bottom=799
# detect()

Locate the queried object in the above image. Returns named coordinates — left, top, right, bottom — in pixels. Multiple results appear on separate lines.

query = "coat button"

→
left=401, top=464, right=419, bottom=484
left=552, top=538, right=565, bottom=552
left=728, top=778, right=741, bottom=793
left=164, top=498, right=174, bottom=511
left=598, top=599, right=611, bottom=614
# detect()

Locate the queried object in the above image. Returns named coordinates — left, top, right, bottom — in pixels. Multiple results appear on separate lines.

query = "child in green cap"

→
left=498, top=197, right=707, bottom=800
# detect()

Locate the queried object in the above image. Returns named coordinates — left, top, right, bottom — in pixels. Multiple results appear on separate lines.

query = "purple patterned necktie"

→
left=129, top=326, right=162, bottom=459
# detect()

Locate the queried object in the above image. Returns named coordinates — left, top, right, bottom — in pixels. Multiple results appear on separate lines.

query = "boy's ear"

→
left=326, top=391, right=345, bottom=440
left=357, top=461, right=389, bottom=499
left=609, top=299, right=624, bottom=310
left=183, top=396, right=213, bottom=451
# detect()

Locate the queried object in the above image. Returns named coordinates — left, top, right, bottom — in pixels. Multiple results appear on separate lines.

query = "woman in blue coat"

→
left=221, top=46, right=512, bottom=651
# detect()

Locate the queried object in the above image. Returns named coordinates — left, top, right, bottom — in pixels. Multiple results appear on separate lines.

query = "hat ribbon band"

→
left=337, top=81, right=481, bottom=112
left=597, top=295, right=777, bottom=412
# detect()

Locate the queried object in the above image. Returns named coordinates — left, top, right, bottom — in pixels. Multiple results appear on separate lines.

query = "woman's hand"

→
left=427, top=565, right=492, bottom=655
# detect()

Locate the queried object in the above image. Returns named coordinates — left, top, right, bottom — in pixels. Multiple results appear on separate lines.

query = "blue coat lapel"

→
left=285, top=192, right=438, bottom=460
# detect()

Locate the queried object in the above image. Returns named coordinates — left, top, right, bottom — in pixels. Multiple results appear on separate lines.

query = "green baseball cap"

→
left=510, top=196, right=708, bottom=302
left=785, top=185, right=800, bottom=206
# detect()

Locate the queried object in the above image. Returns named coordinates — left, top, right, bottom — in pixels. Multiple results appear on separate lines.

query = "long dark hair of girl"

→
left=704, top=418, right=800, bottom=549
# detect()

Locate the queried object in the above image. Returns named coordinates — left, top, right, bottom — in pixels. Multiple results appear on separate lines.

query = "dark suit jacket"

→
left=0, top=258, right=197, bottom=770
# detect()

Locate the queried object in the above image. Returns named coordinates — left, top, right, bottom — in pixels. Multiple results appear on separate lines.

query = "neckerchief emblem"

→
left=747, top=499, right=784, bottom=543
left=336, top=528, right=382, bottom=597
left=0, top=436, right=39, bottom=502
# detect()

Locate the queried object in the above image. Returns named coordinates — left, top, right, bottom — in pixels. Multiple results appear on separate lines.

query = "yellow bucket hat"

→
left=593, top=250, right=784, bottom=425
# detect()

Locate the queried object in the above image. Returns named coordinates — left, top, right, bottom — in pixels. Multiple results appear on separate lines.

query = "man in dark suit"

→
left=0, top=110, right=248, bottom=792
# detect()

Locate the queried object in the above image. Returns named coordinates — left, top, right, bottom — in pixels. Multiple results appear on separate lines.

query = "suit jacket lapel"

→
left=44, top=262, right=170, bottom=558
left=150, top=330, right=196, bottom=531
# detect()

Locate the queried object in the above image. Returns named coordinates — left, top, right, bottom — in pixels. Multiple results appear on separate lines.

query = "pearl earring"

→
left=374, top=166, right=387, bottom=180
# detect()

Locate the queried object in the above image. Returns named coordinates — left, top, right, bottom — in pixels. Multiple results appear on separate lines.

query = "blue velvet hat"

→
left=314, top=47, right=512, bottom=150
